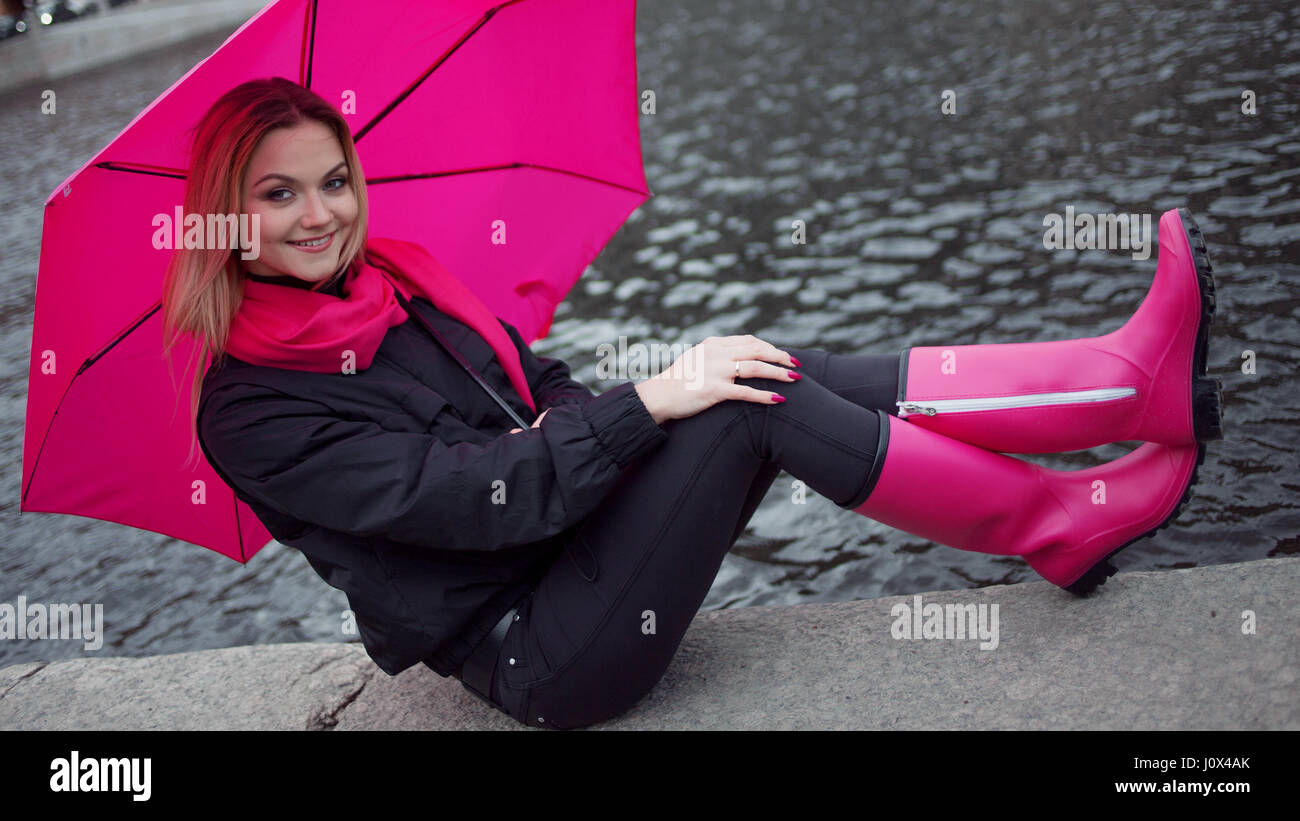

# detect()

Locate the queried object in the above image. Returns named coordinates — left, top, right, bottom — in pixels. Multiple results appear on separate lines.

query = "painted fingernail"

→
left=771, top=393, right=786, bottom=402
left=788, top=371, right=802, bottom=380
left=790, top=356, right=802, bottom=367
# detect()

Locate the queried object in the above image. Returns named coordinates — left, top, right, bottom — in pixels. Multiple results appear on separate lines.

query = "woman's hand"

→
left=509, top=407, right=551, bottom=434
left=634, top=335, right=800, bottom=425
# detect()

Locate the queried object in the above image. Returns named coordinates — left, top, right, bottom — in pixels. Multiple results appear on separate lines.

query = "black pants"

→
left=488, top=347, right=900, bottom=729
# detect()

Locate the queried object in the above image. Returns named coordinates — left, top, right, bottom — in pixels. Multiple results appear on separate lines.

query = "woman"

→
left=163, top=78, right=1223, bottom=729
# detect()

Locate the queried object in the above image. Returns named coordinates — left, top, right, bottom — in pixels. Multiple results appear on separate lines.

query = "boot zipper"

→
left=898, top=386, right=1137, bottom=416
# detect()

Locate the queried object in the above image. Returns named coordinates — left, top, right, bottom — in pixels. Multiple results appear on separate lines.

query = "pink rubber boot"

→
left=896, top=207, right=1223, bottom=453
left=851, top=412, right=1203, bottom=595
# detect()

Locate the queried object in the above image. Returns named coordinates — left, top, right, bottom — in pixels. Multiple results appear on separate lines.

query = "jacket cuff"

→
left=582, top=381, right=668, bottom=469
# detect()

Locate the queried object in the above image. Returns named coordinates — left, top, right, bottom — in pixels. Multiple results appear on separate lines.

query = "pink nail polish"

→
left=772, top=393, right=786, bottom=402
left=789, top=371, right=802, bottom=380
left=790, top=357, right=802, bottom=368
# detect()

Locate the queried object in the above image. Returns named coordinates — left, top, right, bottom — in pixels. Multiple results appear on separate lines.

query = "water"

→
left=1, top=0, right=1297, bottom=670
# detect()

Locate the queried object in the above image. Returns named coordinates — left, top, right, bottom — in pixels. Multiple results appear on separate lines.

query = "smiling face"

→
left=239, top=120, right=359, bottom=286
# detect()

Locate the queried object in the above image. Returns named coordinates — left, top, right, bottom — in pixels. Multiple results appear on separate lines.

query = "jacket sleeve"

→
left=499, top=318, right=595, bottom=410
left=198, top=379, right=668, bottom=552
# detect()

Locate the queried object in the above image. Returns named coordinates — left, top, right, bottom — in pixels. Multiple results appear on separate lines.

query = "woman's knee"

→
left=659, top=388, right=756, bottom=436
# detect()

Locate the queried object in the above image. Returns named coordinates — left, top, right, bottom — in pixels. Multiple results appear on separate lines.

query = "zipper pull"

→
left=898, top=401, right=937, bottom=416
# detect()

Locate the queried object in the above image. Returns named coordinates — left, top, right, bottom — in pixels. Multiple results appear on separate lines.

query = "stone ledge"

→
left=1, top=557, right=1295, bottom=730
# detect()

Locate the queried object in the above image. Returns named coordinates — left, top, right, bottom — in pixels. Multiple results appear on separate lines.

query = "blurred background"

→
left=2, top=0, right=1297, bottom=669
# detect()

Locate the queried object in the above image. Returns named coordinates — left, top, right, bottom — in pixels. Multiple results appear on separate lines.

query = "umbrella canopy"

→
left=21, top=0, right=650, bottom=562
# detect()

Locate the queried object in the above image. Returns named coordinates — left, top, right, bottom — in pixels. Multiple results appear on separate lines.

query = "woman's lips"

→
left=287, top=232, right=335, bottom=253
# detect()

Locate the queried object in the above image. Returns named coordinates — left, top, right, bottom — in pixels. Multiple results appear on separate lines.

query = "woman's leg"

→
left=492, top=364, right=886, bottom=729
left=721, top=348, right=895, bottom=548
left=781, top=347, right=900, bottom=413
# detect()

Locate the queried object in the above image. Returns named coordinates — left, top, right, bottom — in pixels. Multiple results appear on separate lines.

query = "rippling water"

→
left=1, top=0, right=1296, bottom=669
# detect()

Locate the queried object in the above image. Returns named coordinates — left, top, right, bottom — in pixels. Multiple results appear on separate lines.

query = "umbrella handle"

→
left=387, top=284, right=533, bottom=431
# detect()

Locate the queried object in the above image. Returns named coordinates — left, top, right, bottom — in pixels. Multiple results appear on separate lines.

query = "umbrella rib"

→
left=302, top=0, right=319, bottom=89
left=353, top=0, right=528, bottom=143
left=21, top=386, right=74, bottom=505
left=20, top=298, right=156, bottom=504
left=367, top=161, right=650, bottom=198
left=79, top=301, right=163, bottom=374
left=231, top=486, right=250, bottom=564
left=94, top=161, right=187, bottom=181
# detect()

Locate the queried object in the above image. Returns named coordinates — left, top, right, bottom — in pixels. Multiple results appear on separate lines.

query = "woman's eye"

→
left=266, top=177, right=346, bottom=202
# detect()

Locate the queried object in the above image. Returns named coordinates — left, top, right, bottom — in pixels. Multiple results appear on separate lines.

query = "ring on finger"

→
left=734, top=360, right=741, bottom=378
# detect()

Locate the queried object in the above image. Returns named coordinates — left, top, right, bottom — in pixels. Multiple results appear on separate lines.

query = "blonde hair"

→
left=161, top=77, right=369, bottom=468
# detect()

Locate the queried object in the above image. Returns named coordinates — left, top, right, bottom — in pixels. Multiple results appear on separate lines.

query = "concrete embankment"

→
left=1, top=557, right=1295, bottom=730
left=0, top=0, right=269, bottom=95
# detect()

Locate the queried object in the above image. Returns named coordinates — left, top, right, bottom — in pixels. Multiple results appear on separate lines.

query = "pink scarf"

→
left=226, top=236, right=536, bottom=414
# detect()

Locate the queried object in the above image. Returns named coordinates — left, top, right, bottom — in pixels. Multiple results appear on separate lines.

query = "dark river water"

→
left=1, top=0, right=1296, bottom=670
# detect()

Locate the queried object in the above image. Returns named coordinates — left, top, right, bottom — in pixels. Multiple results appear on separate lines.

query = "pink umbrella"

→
left=21, top=0, right=650, bottom=562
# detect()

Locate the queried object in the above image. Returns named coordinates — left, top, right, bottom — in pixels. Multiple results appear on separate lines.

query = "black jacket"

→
left=196, top=273, right=669, bottom=676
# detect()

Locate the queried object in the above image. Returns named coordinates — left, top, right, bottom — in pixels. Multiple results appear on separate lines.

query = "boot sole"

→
left=1180, top=207, right=1225, bottom=442
left=1064, top=208, right=1221, bottom=596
